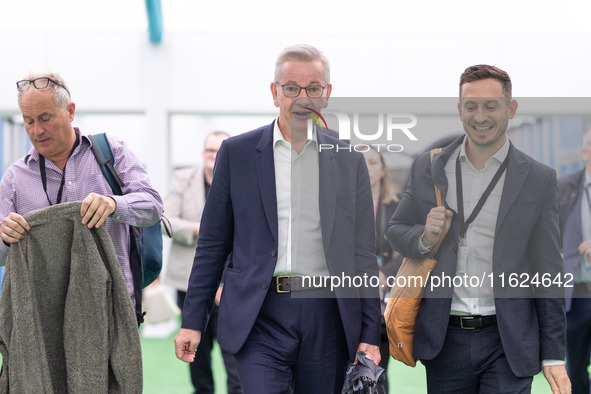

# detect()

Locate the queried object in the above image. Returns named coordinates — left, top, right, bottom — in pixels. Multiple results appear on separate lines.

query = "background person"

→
left=558, top=128, right=591, bottom=394
left=363, top=146, right=402, bottom=394
left=163, top=130, right=241, bottom=394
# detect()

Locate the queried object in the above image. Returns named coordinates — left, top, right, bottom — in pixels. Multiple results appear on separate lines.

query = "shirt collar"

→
left=459, top=135, right=510, bottom=167
left=272, top=117, right=317, bottom=149
left=585, top=168, right=591, bottom=188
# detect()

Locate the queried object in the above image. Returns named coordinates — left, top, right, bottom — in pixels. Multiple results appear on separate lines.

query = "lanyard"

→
left=39, top=134, right=80, bottom=206
left=455, top=152, right=509, bottom=241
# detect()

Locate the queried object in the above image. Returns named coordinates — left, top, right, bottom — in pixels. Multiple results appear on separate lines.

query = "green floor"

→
left=141, top=327, right=554, bottom=393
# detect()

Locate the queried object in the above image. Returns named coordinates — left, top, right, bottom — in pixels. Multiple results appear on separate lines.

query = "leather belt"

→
left=449, top=315, right=497, bottom=330
left=270, top=275, right=325, bottom=293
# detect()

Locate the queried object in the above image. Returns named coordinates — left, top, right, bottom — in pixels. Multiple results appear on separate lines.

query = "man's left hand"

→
left=80, top=193, right=117, bottom=228
left=543, top=365, right=571, bottom=394
left=356, top=342, right=381, bottom=366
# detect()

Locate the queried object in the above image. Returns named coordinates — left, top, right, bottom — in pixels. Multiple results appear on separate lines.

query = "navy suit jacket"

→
left=182, top=121, right=381, bottom=361
left=387, top=136, right=566, bottom=377
left=558, top=169, right=586, bottom=310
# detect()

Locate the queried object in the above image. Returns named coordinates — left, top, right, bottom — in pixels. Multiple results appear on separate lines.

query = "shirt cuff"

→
left=109, top=195, right=128, bottom=222
left=542, top=359, right=565, bottom=367
left=418, top=232, right=434, bottom=255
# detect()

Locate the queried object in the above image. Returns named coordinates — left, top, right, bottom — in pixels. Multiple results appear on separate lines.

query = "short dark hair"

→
left=459, top=64, right=512, bottom=99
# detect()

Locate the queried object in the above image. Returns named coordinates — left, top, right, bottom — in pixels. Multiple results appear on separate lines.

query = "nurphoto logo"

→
left=298, top=98, right=420, bottom=153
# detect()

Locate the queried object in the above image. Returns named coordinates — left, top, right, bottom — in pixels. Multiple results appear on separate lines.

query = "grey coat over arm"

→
left=0, top=202, right=142, bottom=393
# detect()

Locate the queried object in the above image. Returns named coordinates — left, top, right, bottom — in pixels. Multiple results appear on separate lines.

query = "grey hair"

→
left=274, top=44, right=330, bottom=84
left=17, top=72, right=71, bottom=109
left=584, top=128, right=591, bottom=148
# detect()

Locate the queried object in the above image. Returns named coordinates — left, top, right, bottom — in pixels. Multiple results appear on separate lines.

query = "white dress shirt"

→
left=446, top=136, right=509, bottom=316
left=272, top=120, right=329, bottom=276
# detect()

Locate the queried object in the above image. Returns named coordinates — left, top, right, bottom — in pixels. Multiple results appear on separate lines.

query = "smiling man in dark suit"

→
left=387, top=65, right=570, bottom=394
left=174, top=44, right=381, bottom=393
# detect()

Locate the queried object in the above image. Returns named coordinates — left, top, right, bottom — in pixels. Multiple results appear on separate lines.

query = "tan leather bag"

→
left=384, top=148, right=447, bottom=367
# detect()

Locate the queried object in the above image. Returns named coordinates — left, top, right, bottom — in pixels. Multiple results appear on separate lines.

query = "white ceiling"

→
left=2, top=0, right=590, bottom=35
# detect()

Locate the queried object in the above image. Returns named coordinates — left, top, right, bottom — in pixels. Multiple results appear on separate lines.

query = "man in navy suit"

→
left=174, top=44, right=381, bottom=393
left=559, top=129, right=591, bottom=394
left=387, top=65, right=570, bottom=393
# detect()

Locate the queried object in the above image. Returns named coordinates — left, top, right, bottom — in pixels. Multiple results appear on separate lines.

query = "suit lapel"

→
left=495, top=143, right=530, bottom=234
left=317, top=133, right=336, bottom=247
left=255, top=123, right=278, bottom=244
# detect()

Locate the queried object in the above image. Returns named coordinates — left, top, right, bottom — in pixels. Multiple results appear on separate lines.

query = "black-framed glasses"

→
left=275, top=83, right=327, bottom=98
left=16, top=77, right=71, bottom=97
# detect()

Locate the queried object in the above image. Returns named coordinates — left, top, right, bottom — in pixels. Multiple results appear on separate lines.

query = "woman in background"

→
left=363, top=146, right=403, bottom=393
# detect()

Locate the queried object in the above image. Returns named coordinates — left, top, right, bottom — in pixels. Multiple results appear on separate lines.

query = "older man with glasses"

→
left=174, top=44, right=381, bottom=393
left=0, top=73, right=163, bottom=313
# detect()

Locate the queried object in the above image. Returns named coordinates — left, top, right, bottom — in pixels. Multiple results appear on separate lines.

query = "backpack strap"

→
left=88, top=133, right=144, bottom=325
left=88, top=133, right=124, bottom=196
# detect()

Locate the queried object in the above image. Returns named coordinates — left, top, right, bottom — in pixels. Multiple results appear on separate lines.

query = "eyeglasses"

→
left=16, top=77, right=71, bottom=97
left=275, top=83, right=327, bottom=98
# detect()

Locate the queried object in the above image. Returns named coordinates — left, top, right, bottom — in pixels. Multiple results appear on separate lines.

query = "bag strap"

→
left=89, top=133, right=145, bottom=324
left=88, top=133, right=172, bottom=238
left=429, top=148, right=447, bottom=257
left=88, top=133, right=124, bottom=196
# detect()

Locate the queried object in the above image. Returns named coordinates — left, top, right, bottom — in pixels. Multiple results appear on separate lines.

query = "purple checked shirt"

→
left=0, top=131, right=163, bottom=303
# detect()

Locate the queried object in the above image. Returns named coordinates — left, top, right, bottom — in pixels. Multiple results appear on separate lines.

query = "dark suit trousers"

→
left=233, top=290, right=348, bottom=394
left=566, top=285, right=591, bottom=394
left=177, top=291, right=242, bottom=394
left=421, top=323, right=532, bottom=394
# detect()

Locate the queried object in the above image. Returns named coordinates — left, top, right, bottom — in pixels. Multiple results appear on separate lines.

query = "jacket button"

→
left=262, top=282, right=268, bottom=289
left=453, top=246, right=458, bottom=253
left=271, top=250, right=277, bottom=257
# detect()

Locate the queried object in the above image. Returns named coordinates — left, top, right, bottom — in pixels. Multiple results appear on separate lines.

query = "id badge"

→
left=457, top=237, right=468, bottom=274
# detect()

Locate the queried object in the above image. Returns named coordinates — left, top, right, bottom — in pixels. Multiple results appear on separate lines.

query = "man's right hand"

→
left=422, top=206, right=453, bottom=247
left=174, top=328, right=201, bottom=363
left=0, top=212, right=30, bottom=244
